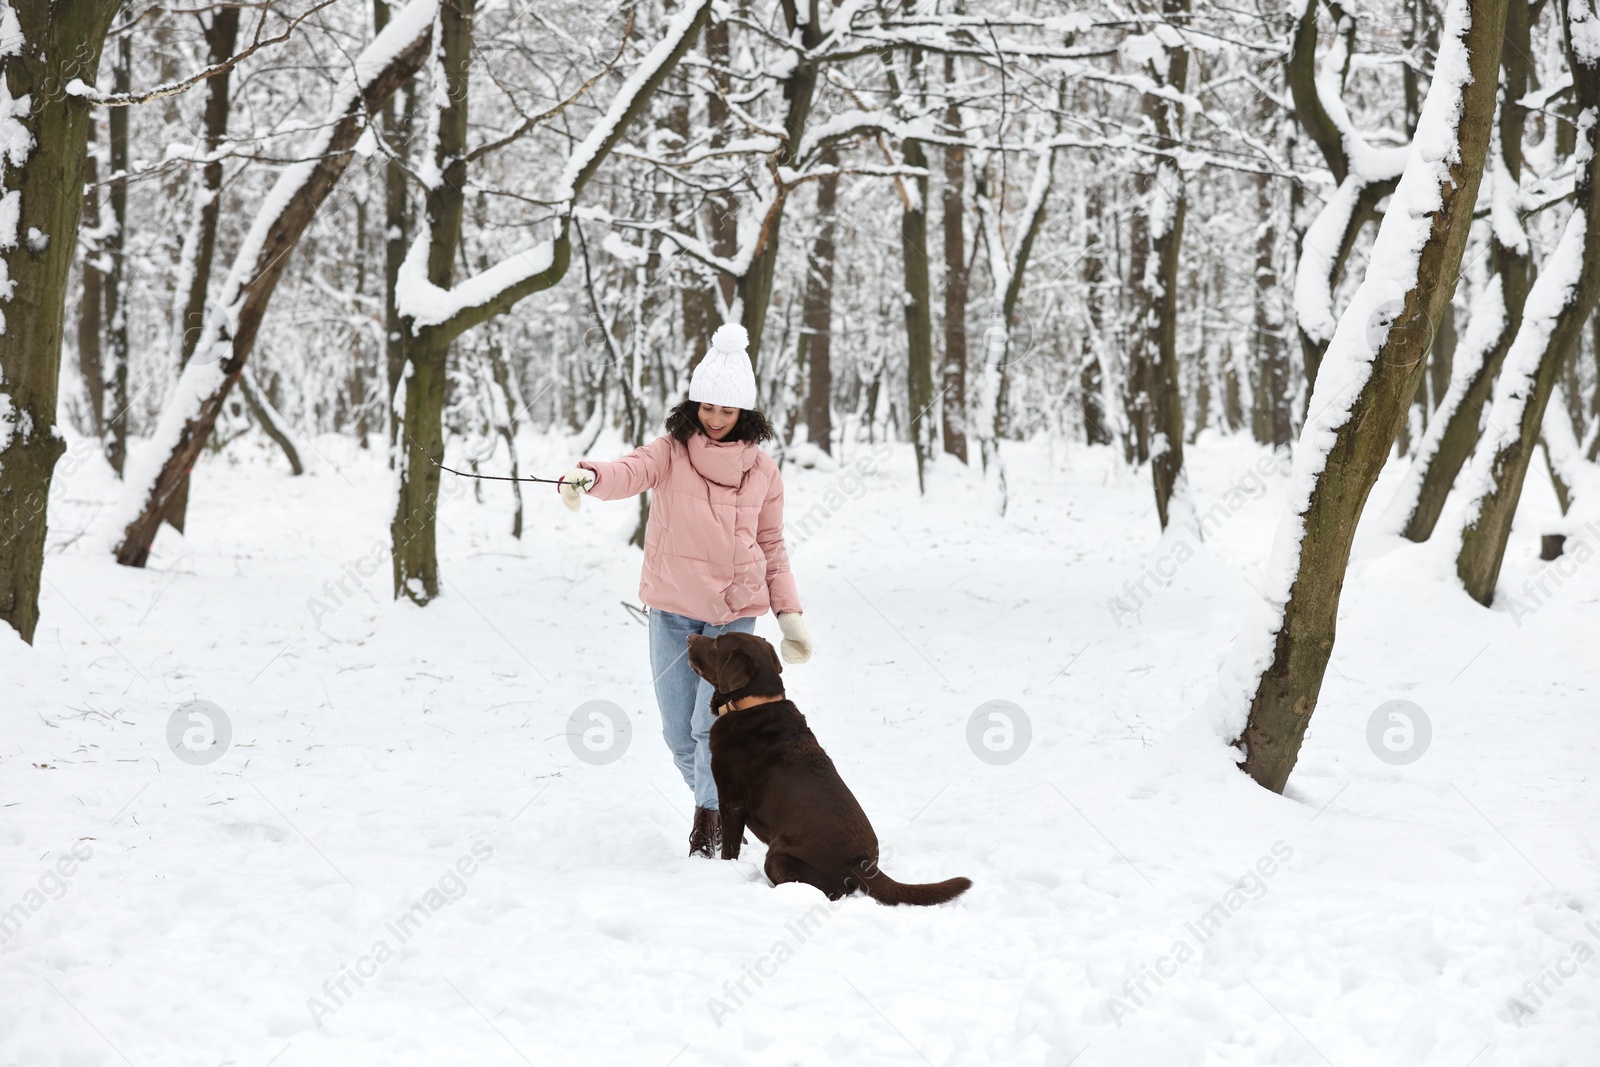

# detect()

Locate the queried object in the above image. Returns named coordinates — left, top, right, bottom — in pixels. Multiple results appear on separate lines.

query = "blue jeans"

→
left=648, top=607, right=757, bottom=810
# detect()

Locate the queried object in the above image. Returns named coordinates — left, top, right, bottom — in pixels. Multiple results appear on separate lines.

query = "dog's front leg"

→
left=719, top=807, right=747, bottom=861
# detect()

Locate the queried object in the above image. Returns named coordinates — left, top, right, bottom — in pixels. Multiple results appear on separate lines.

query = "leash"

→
left=404, top=434, right=580, bottom=486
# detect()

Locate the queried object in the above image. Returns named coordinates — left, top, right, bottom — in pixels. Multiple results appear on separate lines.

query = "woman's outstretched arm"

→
left=577, top=435, right=674, bottom=500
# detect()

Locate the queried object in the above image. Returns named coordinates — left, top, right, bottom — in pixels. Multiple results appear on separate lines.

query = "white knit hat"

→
left=689, top=323, right=757, bottom=409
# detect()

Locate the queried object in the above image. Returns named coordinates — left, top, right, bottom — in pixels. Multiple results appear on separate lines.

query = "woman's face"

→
left=698, top=403, right=741, bottom=441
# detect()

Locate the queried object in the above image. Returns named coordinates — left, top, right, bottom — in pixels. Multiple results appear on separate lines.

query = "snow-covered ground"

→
left=4, top=425, right=1597, bottom=1066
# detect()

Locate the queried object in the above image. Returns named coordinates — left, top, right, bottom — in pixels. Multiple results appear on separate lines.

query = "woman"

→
left=558, top=323, right=813, bottom=858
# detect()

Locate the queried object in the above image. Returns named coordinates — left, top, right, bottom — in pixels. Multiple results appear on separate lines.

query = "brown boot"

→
left=689, top=806, right=721, bottom=858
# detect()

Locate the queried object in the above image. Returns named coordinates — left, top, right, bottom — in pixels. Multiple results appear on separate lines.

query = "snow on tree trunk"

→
left=1080, top=178, right=1113, bottom=447
left=389, top=0, right=473, bottom=605
left=973, top=138, right=1056, bottom=516
left=1455, top=0, right=1600, bottom=606
left=1220, top=0, right=1506, bottom=794
left=110, top=0, right=437, bottom=568
left=0, top=0, right=120, bottom=642
left=887, top=34, right=936, bottom=494
left=1287, top=0, right=1408, bottom=391
left=376, top=0, right=414, bottom=462
left=1383, top=6, right=1532, bottom=543
left=1137, top=1, right=1191, bottom=532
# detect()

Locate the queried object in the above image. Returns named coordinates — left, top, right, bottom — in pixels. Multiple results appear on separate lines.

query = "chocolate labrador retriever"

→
left=686, top=631, right=971, bottom=907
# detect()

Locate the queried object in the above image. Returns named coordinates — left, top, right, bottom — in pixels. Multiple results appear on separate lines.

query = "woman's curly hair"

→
left=664, top=399, right=775, bottom=445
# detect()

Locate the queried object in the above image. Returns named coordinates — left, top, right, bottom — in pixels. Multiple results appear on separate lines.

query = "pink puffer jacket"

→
left=578, top=433, right=801, bottom=625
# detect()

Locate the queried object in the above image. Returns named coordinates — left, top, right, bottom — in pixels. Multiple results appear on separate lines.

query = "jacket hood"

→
left=685, top=432, right=758, bottom=488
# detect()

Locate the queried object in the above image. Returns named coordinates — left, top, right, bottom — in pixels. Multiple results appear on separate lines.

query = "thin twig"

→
left=85, top=0, right=339, bottom=107
left=466, top=11, right=635, bottom=164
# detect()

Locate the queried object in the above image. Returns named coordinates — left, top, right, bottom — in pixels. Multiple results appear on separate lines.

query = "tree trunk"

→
left=800, top=146, right=839, bottom=454
left=941, top=56, right=969, bottom=464
left=666, top=41, right=711, bottom=379
left=392, top=0, right=473, bottom=604
left=1386, top=0, right=1531, bottom=543
left=1142, top=1, right=1190, bottom=530
left=379, top=0, right=415, bottom=455
left=1253, top=131, right=1291, bottom=448
left=731, top=3, right=823, bottom=366
left=77, top=120, right=106, bottom=440
left=1081, top=178, right=1112, bottom=446
left=972, top=136, right=1056, bottom=513
left=1125, top=163, right=1152, bottom=465
left=0, top=0, right=119, bottom=642
left=1456, top=3, right=1600, bottom=606
left=1590, top=313, right=1600, bottom=461
left=166, top=4, right=241, bottom=533
left=486, top=331, right=523, bottom=539
left=238, top=369, right=304, bottom=475
left=177, top=8, right=239, bottom=366
left=1428, top=292, right=1457, bottom=408
left=1235, top=0, right=1505, bottom=793
left=103, top=30, right=131, bottom=476
left=903, top=133, right=936, bottom=493
left=703, top=17, right=736, bottom=329
left=113, top=5, right=435, bottom=568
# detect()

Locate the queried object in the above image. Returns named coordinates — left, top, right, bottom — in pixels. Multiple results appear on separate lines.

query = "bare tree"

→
left=164, top=3, right=243, bottom=532
left=973, top=133, right=1057, bottom=514
left=1455, top=0, right=1600, bottom=606
left=1384, top=0, right=1532, bottom=542
left=112, top=1, right=437, bottom=567
left=0, top=0, right=121, bottom=642
left=1231, top=0, right=1505, bottom=793
left=1133, top=0, right=1191, bottom=529
left=103, top=29, right=130, bottom=476
left=1289, top=0, right=1408, bottom=390
left=799, top=146, right=840, bottom=454
left=941, top=52, right=970, bottom=464
left=389, top=0, right=712, bottom=601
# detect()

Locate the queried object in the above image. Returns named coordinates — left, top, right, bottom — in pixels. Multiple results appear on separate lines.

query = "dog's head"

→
left=686, top=632, right=784, bottom=713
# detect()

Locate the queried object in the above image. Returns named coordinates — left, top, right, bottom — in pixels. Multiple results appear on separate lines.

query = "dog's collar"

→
left=715, top=693, right=785, bottom=716
left=711, top=676, right=785, bottom=717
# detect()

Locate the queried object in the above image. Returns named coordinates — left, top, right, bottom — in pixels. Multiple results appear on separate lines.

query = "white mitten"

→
left=558, top=467, right=596, bottom=512
left=777, top=612, right=812, bottom=664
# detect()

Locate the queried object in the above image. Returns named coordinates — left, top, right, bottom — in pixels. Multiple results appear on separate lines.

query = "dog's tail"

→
left=856, top=867, right=972, bottom=907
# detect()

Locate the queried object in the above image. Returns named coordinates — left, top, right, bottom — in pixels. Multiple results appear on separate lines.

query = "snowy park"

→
left=4, top=0, right=1600, bottom=1064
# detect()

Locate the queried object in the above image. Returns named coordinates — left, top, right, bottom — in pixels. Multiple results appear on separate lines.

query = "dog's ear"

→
left=714, top=641, right=756, bottom=693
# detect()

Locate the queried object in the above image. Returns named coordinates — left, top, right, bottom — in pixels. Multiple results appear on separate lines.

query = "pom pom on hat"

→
left=711, top=323, right=749, bottom=355
left=689, top=322, right=758, bottom=409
